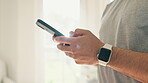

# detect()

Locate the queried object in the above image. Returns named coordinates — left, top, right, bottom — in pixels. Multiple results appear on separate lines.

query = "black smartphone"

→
left=36, top=19, right=70, bottom=46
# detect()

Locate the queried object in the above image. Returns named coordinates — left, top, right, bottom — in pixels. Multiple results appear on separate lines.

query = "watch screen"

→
left=98, top=48, right=111, bottom=62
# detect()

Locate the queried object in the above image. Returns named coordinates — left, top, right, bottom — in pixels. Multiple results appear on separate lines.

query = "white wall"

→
left=0, top=0, right=19, bottom=81
left=0, top=0, right=44, bottom=83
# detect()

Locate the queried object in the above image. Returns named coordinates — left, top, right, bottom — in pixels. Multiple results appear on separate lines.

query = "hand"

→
left=54, top=29, right=104, bottom=65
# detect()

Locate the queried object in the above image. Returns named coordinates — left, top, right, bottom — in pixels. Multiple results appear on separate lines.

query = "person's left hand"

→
left=54, top=29, right=104, bottom=65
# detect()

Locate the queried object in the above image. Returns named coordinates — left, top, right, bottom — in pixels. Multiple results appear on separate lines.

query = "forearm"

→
left=108, top=47, right=148, bottom=82
left=54, top=29, right=148, bottom=82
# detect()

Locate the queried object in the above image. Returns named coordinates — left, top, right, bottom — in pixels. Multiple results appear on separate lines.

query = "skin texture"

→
left=54, top=29, right=104, bottom=65
left=53, top=29, right=148, bottom=83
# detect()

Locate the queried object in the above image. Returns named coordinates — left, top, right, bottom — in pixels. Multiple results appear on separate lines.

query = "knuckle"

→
left=72, top=51, right=78, bottom=55
left=75, top=28, right=81, bottom=32
left=65, top=52, right=70, bottom=56
left=57, top=36, right=65, bottom=41
left=73, top=55, right=78, bottom=59
left=71, top=49, right=75, bottom=53
left=71, top=49, right=76, bottom=54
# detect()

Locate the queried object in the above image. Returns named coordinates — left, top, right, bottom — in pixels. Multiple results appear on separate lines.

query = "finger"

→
left=54, top=36, right=75, bottom=44
left=75, top=59, right=96, bottom=65
left=65, top=52, right=89, bottom=60
left=74, top=28, right=91, bottom=36
left=65, top=52, right=74, bottom=58
left=75, top=60, right=88, bottom=64
left=65, top=53, right=80, bottom=59
left=52, top=36, right=56, bottom=41
left=57, top=44, right=76, bottom=53
left=69, top=30, right=82, bottom=37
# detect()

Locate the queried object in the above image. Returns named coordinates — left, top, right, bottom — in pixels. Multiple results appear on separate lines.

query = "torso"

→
left=98, top=0, right=148, bottom=82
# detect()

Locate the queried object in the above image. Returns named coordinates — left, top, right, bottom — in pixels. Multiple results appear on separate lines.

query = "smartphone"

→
left=36, top=19, right=65, bottom=37
left=36, top=19, right=70, bottom=46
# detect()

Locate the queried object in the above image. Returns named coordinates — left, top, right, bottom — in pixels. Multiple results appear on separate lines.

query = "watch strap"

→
left=99, top=60, right=108, bottom=66
left=103, top=43, right=112, bottom=50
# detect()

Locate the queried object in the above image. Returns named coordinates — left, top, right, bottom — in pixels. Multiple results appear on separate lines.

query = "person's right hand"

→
left=53, top=29, right=104, bottom=65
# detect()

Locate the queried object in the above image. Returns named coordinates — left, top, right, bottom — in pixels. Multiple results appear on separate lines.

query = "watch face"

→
left=98, top=48, right=111, bottom=62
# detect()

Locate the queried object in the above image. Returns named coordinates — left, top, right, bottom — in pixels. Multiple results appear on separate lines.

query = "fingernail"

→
left=54, top=37, right=59, bottom=43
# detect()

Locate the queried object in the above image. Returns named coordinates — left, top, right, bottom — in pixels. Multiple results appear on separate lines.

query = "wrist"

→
left=97, top=42, right=105, bottom=52
left=107, top=47, right=119, bottom=67
left=94, top=42, right=105, bottom=65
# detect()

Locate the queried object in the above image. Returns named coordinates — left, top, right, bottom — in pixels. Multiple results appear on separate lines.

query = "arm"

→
left=54, top=29, right=148, bottom=82
left=108, top=46, right=148, bottom=82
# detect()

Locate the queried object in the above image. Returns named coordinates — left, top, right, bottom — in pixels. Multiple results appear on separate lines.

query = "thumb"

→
left=69, top=31, right=82, bottom=37
left=74, top=28, right=91, bottom=36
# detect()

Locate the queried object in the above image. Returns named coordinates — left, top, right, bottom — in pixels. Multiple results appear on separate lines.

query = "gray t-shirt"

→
left=98, top=0, right=148, bottom=83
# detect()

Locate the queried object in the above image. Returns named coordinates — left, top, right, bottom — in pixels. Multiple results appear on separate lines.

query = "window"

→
left=42, top=0, right=101, bottom=83
left=43, top=0, right=83, bottom=83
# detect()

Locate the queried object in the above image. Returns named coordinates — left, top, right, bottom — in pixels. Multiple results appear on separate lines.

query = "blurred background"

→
left=0, top=0, right=112, bottom=83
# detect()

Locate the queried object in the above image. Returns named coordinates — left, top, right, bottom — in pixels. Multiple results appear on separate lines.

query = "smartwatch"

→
left=97, top=44, right=112, bottom=66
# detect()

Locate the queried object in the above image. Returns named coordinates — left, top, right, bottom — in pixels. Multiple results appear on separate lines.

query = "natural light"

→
left=42, top=0, right=104, bottom=83
left=0, top=0, right=110, bottom=83
left=43, top=0, right=83, bottom=83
